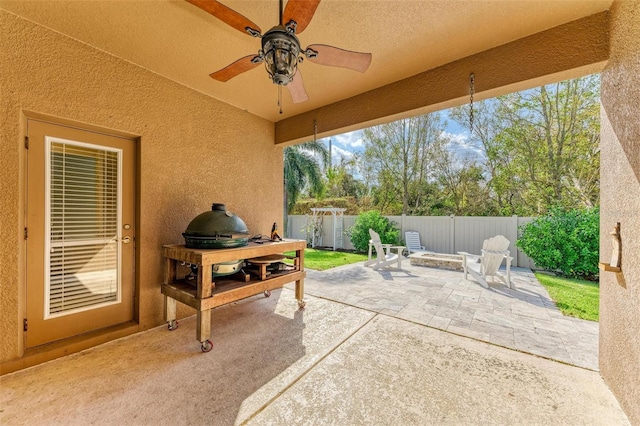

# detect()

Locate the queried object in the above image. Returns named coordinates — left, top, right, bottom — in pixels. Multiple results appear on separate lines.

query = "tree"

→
left=449, top=100, right=520, bottom=214
left=324, top=155, right=367, bottom=199
left=451, top=74, right=600, bottom=215
left=288, top=77, right=600, bottom=217
left=500, top=77, right=600, bottom=213
left=362, top=113, right=446, bottom=215
left=284, top=141, right=329, bottom=213
left=432, top=147, right=494, bottom=215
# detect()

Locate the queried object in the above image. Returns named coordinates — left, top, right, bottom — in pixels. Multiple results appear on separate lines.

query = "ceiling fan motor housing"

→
left=261, top=26, right=302, bottom=85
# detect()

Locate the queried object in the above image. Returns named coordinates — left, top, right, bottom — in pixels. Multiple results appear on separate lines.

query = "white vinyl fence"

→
left=286, top=214, right=536, bottom=269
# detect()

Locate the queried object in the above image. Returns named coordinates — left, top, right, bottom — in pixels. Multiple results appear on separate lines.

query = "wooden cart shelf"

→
left=162, top=270, right=305, bottom=311
left=162, top=240, right=306, bottom=352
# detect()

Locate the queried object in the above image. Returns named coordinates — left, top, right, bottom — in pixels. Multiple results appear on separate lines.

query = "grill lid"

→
left=183, top=203, right=249, bottom=249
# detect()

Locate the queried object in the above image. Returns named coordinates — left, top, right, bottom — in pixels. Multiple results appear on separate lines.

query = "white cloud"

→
left=440, top=130, right=484, bottom=160
left=330, top=145, right=354, bottom=164
left=441, top=131, right=468, bottom=145
left=302, top=142, right=353, bottom=168
left=331, top=130, right=364, bottom=149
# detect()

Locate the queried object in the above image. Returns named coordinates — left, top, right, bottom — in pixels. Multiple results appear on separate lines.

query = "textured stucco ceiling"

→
left=1, top=0, right=612, bottom=122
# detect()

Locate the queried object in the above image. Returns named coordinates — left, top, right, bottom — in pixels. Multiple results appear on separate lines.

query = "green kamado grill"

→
left=183, top=203, right=249, bottom=277
left=183, top=203, right=249, bottom=249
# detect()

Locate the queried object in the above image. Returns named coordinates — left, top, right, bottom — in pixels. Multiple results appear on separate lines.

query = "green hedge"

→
left=516, top=207, right=599, bottom=280
left=348, top=210, right=399, bottom=253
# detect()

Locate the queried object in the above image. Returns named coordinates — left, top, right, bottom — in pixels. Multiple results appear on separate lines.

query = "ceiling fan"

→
left=186, top=0, right=372, bottom=106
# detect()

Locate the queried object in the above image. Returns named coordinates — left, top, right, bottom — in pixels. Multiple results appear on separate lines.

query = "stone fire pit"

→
left=408, top=252, right=464, bottom=271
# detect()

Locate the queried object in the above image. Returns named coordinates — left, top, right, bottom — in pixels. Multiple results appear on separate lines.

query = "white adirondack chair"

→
left=364, top=229, right=404, bottom=270
left=405, top=231, right=426, bottom=254
left=458, top=235, right=514, bottom=289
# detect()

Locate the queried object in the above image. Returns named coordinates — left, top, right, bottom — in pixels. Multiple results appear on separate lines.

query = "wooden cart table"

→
left=161, top=239, right=306, bottom=352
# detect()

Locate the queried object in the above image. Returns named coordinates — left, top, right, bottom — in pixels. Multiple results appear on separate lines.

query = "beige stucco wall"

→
left=0, top=10, right=281, bottom=363
left=600, top=1, right=640, bottom=423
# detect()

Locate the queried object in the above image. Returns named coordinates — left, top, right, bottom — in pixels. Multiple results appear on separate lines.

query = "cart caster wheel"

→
left=264, top=290, right=272, bottom=298
left=167, top=320, right=179, bottom=331
left=201, top=340, right=213, bottom=353
left=297, top=300, right=306, bottom=309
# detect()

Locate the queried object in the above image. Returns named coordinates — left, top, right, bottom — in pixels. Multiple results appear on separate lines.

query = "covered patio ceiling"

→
left=1, top=0, right=612, bottom=126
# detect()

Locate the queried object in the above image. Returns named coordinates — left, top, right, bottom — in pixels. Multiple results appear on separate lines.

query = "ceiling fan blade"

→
left=210, top=55, right=262, bottom=82
left=187, top=0, right=261, bottom=37
left=305, top=44, right=372, bottom=73
left=287, top=70, right=309, bottom=103
left=282, top=0, right=320, bottom=34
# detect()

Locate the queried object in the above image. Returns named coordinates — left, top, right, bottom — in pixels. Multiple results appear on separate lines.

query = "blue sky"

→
left=318, top=109, right=484, bottom=168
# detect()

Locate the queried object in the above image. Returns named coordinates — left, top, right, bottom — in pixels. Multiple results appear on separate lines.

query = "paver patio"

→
left=294, top=262, right=599, bottom=370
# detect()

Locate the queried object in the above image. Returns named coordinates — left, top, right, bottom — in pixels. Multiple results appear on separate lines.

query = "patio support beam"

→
left=274, top=11, right=609, bottom=145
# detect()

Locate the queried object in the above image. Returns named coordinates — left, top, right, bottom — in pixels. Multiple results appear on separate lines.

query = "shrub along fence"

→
left=286, top=214, right=536, bottom=269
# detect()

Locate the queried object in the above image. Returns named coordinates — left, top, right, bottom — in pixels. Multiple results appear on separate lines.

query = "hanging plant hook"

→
left=313, top=119, right=317, bottom=143
left=469, top=73, right=475, bottom=132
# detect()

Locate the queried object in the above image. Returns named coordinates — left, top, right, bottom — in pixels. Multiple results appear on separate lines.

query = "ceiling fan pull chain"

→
left=469, top=73, right=475, bottom=132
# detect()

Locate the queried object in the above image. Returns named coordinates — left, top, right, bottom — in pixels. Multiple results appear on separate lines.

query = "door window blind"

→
left=46, top=139, right=121, bottom=318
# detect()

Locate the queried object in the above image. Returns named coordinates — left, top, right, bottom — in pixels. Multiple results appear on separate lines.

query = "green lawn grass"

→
left=285, top=248, right=368, bottom=271
left=534, top=273, right=599, bottom=322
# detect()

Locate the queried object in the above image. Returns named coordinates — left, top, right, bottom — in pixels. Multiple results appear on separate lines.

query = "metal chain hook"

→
left=469, top=73, right=475, bottom=132
left=313, top=119, right=317, bottom=143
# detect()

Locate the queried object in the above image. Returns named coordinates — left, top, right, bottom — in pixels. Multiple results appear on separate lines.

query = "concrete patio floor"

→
left=299, top=262, right=599, bottom=370
left=1, top=273, right=627, bottom=425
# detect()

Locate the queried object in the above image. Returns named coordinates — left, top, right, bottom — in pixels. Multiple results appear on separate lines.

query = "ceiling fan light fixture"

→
left=189, top=0, right=371, bottom=107
left=262, top=26, right=301, bottom=85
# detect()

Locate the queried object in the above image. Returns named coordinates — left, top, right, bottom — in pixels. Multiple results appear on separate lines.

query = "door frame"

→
left=21, top=111, right=141, bottom=351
